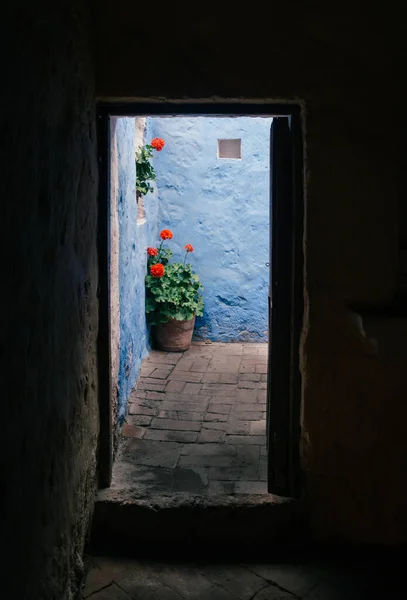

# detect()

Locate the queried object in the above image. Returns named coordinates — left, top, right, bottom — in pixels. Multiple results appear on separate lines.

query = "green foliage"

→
left=136, top=144, right=156, bottom=196
left=145, top=243, right=204, bottom=325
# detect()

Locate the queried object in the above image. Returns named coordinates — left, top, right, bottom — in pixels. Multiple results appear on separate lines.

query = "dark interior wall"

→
left=92, top=2, right=407, bottom=543
left=1, top=2, right=98, bottom=598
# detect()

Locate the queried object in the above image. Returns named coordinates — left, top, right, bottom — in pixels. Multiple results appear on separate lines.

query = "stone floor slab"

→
left=83, top=556, right=395, bottom=600
left=247, top=563, right=322, bottom=597
left=201, top=565, right=267, bottom=600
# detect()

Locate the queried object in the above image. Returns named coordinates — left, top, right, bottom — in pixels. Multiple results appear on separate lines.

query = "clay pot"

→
left=153, top=317, right=196, bottom=352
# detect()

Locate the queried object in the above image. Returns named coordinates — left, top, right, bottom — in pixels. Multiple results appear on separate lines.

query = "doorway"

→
left=96, top=104, right=304, bottom=500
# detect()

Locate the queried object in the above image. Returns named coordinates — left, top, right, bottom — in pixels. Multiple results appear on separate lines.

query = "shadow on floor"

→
left=81, top=546, right=405, bottom=599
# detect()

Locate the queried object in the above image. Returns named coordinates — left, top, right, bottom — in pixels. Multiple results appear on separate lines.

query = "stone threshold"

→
left=91, top=491, right=309, bottom=556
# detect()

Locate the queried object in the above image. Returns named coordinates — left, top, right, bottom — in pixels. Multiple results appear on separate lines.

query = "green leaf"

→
left=145, top=297, right=156, bottom=312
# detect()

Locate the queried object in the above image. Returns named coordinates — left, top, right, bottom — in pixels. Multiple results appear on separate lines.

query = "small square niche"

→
left=217, top=138, right=241, bottom=159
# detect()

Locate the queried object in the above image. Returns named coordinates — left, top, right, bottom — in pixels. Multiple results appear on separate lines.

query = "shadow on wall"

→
left=149, top=116, right=272, bottom=342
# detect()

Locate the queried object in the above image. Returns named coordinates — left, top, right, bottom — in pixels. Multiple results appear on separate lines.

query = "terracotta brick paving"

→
left=121, top=342, right=268, bottom=495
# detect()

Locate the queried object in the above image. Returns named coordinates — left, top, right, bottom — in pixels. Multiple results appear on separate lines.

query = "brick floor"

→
left=121, top=342, right=268, bottom=496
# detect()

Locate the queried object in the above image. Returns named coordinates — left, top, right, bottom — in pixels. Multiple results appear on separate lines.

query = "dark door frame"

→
left=267, top=115, right=304, bottom=498
left=96, top=102, right=304, bottom=495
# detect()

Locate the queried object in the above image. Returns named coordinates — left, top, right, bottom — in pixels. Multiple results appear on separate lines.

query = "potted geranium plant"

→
left=145, top=229, right=204, bottom=352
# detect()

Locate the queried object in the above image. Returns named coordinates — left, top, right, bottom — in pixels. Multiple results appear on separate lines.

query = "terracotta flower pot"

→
left=153, top=316, right=196, bottom=352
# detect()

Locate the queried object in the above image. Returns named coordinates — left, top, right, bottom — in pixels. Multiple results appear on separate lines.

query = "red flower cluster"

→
left=150, top=263, right=165, bottom=278
left=184, top=244, right=194, bottom=253
left=160, top=229, right=173, bottom=240
left=147, top=247, right=158, bottom=257
left=151, top=138, right=165, bottom=151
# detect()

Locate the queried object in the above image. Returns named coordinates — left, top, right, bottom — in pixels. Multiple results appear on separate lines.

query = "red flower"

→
left=160, top=229, right=173, bottom=240
left=150, top=263, right=165, bottom=278
left=151, top=137, right=165, bottom=151
left=147, top=247, right=158, bottom=256
left=184, top=244, right=194, bottom=253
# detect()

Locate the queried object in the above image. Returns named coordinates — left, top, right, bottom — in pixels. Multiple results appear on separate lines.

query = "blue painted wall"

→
left=150, top=116, right=272, bottom=342
left=116, top=118, right=159, bottom=421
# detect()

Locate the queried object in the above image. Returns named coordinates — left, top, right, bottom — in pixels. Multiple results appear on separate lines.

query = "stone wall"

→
left=92, top=2, right=407, bottom=544
left=109, top=118, right=121, bottom=449
left=2, top=2, right=99, bottom=598
left=114, top=118, right=160, bottom=424
left=150, top=116, right=271, bottom=342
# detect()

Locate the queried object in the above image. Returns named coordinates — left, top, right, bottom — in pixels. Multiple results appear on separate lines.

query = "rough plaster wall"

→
left=110, top=118, right=121, bottom=448
left=92, top=2, right=407, bottom=544
left=1, top=2, right=98, bottom=598
left=116, top=118, right=159, bottom=423
left=151, top=116, right=271, bottom=342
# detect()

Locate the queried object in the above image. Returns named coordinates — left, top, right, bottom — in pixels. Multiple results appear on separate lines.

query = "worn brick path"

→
left=120, top=342, right=268, bottom=495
